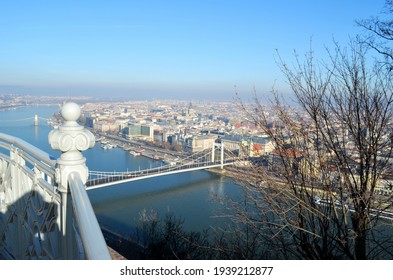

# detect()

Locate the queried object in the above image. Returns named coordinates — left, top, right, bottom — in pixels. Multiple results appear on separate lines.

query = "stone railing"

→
left=0, top=102, right=111, bottom=259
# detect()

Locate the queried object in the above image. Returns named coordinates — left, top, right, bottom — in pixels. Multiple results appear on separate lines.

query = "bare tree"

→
left=357, top=0, right=393, bottom=66
left=235, top=42, right=393, bottom=259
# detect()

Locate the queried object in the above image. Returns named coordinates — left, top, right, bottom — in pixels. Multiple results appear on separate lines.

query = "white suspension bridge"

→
left=0, top=112, right=242, bottom=190
left=87, top=142, right=239, bottom=190
left=0, top=114, right=50, bottom=125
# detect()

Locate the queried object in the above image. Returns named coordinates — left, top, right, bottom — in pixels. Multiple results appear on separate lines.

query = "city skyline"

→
left=0, top=0, right=385, bottom=100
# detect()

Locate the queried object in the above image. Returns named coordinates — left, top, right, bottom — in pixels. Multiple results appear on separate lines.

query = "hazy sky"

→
left=0, top=0, right=386, bottom=100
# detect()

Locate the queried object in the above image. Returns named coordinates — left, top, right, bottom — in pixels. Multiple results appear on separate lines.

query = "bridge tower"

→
left=34, top=114, right=38, bottom=126
left=220, top=141, right=224, bottom=169
left=211, top=142, right=224, bottom=169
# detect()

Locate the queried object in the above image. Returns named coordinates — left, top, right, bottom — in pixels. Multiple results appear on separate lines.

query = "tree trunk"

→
left=352, top=212, right=368, bottom=260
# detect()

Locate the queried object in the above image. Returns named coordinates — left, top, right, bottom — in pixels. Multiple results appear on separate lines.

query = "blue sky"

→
left=0, top=0, right=386, bottom=100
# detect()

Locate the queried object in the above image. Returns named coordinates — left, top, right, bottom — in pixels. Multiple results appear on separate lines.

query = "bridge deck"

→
left=87, top=161, right=235, bottom=190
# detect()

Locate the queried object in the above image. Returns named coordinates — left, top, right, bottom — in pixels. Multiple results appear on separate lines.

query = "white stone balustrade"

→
left=0, top=103, right=110, bottom=259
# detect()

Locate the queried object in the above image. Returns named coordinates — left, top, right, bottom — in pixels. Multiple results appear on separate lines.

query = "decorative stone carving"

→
left=48, top=102, right=95, bottom=187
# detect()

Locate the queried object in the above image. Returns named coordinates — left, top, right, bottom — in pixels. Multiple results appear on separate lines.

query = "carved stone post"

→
left=48, top=102, right=95, bottom=259
left=49, top=102, right=95, bottom=186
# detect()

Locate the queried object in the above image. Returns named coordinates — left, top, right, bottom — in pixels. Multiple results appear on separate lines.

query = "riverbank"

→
left=95, top=133, right=187, bottom=163
left=207, top=166, right=240, bottom=179
left=100, top=224, right=143, bottom=260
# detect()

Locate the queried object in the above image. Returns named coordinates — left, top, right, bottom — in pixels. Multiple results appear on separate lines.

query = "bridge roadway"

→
left=86, top=159, right=236, bottom=190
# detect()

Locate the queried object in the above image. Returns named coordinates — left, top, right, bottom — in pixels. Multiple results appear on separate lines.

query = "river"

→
left=0, top=106, right=243, bottom=237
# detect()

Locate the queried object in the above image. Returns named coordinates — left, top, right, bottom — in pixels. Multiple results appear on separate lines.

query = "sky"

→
left=0, top=0, right=387, bottom=100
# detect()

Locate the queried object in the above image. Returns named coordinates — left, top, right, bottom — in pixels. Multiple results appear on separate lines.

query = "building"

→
left=141, top=125, right=153, bottom=138
left=221, top=135, right=274, bottom=156
left=190, top=135, right=218, bottom=152
left=154, top=130, right=165, bottom=142
left=85, top=115, right=95, bottom=128
left=93, top=120, right=119, bottom=133
left=124, top=123, right=155, bottom=141
left=167, top=134, right=178, bottom=145
left=128, top=124, right=141, bottom=135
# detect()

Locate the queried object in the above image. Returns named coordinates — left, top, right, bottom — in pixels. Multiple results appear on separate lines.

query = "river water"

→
left=0, top=106, right=243, bottom=236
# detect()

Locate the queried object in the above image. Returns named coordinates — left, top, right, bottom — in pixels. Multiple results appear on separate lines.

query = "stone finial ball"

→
left=61, top=102, right=81, bottom=121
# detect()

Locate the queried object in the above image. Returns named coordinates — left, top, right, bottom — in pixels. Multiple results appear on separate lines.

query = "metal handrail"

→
left=68, top=171, right=111, bottom=260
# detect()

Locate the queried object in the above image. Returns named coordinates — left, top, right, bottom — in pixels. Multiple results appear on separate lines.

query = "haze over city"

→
left=3, top=0, right=393, bottom=269
left=0, top=0, right=385, bottom=100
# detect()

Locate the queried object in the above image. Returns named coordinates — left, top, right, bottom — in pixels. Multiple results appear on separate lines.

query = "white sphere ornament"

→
left=48, top=102, right=95, bottom=154
left=61, top=102, right=81, bottom=122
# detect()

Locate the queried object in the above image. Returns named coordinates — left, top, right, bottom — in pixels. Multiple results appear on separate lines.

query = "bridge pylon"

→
left=34, top=114, right=38, bottom=126
left=212, top=142, right=224, bottom=169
